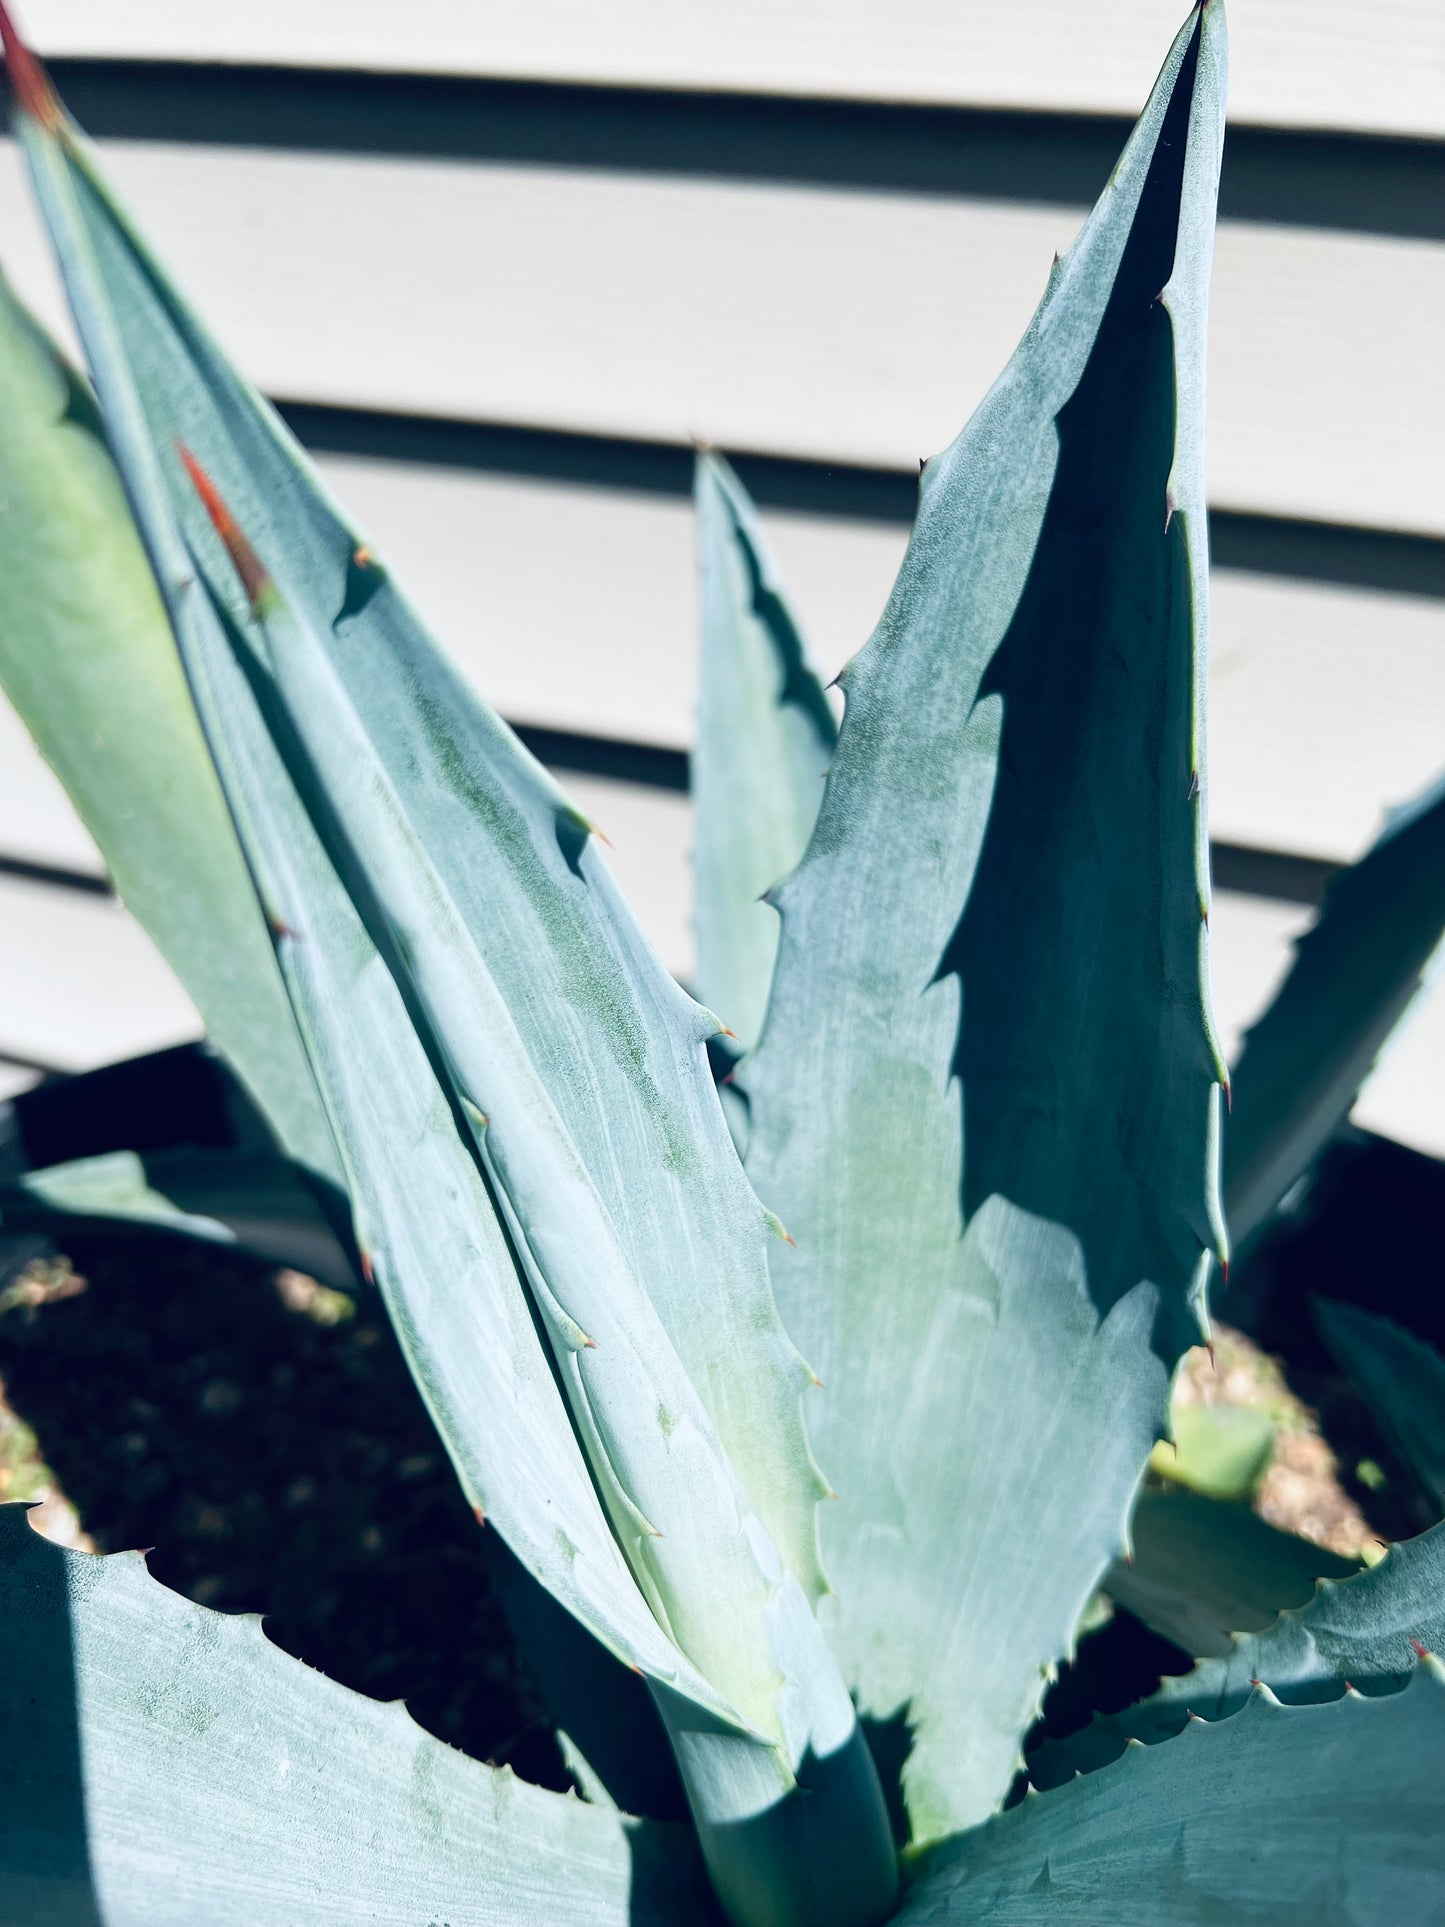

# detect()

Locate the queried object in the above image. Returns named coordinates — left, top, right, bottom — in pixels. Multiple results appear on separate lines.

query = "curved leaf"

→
left=692, top=452, right=836, bottom=1056
left=1102, top=1484, right=1357, bottom=1660
left=0, top=274, right=337, bottom=1187
left=1, top=59, right=741, bottom=1705
left=1316, top=1300, right=1445, bottom=1512
left=0, top=1044, right=358, bottom=1287
left=2, top=36, right=900, bottom=1910
left=901, top=1660, right=1445, bottom=1924
left=3, top=32, right=830, bottom=1633
left=1, top=1147, right=356, bottom=1290
left=0, top=1506, right=710, bottom=1926
left=1225, top=771, right=1445, bottom=1247
left=1032, top=1518, right=1445, bottom=1787
left=739, top=0, right=1226, bottom=1843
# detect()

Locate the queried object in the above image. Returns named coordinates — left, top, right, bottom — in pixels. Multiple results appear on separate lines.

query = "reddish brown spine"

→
left=177, top=443, right=275, bottom=614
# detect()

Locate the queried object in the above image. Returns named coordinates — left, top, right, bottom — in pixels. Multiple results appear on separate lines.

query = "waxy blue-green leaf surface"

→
left=739, top=1, right=1227, bottom=1844
left=0, top=1506, right=712, bottom=1927
left=1316, top=1301, right=1445, bottom=1512
left=7, top=64, right=829, bottom=1624
left=900, top=1660, right=1445, bottom=1924
left=1225, top=770, right=1445, bottom=1246
left=1032, top=1518, right=1445, bottom=1787
left=0, top=276, right=336, bottom=1185
left=1102, top=1484, right=1357, bottom=1660
left=5, top=66, right=745, bottom=1722
left=5, top=52, right=900, bottom=1917
left=0, top=1146, right=357, bottom=1290
left=692, top=453, right=836, bottom=1056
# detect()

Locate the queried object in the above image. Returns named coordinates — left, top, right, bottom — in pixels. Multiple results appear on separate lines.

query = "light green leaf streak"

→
left=0, top=1507, right=712, bottom=1926
left=693, top=452, right=836, bottom=1054
left=740, top=3, right=1227, bottom=1843
left=0, top=278, right=337, bottom=1184
left=902, top=1660, right=1445, bottom=1924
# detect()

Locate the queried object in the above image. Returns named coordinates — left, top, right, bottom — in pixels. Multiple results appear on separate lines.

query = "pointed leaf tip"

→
left=0, top=1, right=62, bottom=131
left=176, top=443, right=275, bottom=615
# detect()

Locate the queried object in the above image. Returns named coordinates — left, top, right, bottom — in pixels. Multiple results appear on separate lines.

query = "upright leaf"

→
left=901, top=1661, right=1445, bottom=1924
left=740, top=1, right=1227, bottom=1843
left=2, top=30, right=898, bottom=1916
left=1224, top=771, right=1445, bottom=1247
left=0, top=1507, right=711, bottom=1927
left=0, top=21, right=750, bottom=1734
left=693, top=453, right=836, bottom=1055
left=1031, top=1518, right=1445, bottom=1786
left=0, top=277, right=337, bottom=1185
left=1316, top=1300, right=1445, bottom=1512
left=1, top=21, right=828, bottom=1629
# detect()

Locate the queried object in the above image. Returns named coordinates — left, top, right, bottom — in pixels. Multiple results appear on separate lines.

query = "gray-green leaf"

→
left=1102, top=1484, right=1357, bottom=1660
left=692, top=452, right=836, bottom=1056
left=4, top=68, right=910, bottom=1914
left=0, top=275, right=338, bottom=1188
left=900, top=1659, right=1445, bottom=1924
left=0, top=1505, right=712, bottom=1926
left=1, top=1146, right=356, bottom=1290
left=740, top=0, right=1227, bottom=1844
left=1032, top=1518, right=1445, bottom=1786
left=9, top=88, right=829, bottom=1635
left=1224, top=770, right=1445, bottom=1247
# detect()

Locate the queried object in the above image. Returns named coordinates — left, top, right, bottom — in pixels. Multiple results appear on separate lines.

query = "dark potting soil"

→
left=0, top=1230, right=571, bottom=1795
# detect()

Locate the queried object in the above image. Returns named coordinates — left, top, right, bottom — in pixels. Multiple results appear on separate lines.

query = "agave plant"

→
left=2, top=3, right=1443, bottom=1922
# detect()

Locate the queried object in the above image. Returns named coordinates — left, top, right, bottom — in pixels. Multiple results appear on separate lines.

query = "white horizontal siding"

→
left=4, top=781, right=1439, bottom=1156
left=0, top=698, right=102, bottom=878
left=4, top=455, right=1442, bottom=871
left=1209, top=891, right=1445, bottom=1163
left=0, top=1060, right=42, bottom=1099
left=0, top=872, right=202, bottom=1071
left=0, top=765, right=683, bottom=1067
left=3, top=457, right=1442, bottom=872
left=1352, top=958, right=1445, bottom=1159
left=1, top=143, right=1439, bottom=537
left=182, top=456, right=1445, bottom=866
left=19, top=0, right=1445, bottom=140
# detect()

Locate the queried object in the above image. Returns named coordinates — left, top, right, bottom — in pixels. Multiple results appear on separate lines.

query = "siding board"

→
left=175, top=455, right=1445, bottom=864
left=30, top=65, right=1442, bottom=246
left=19, top=0, right=1445, bottom=141
left=0, top=142, right=1439, bottom=536
left=0, top=873, right=201, bottom=1072
left=3, top=812, right=1439, bottom=1157
left=1, top=6, right=1438, bottom=1154
left=2, top=464, right=1441, bottom=875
